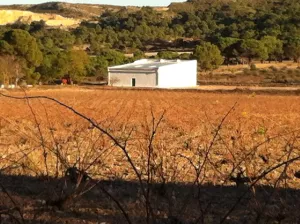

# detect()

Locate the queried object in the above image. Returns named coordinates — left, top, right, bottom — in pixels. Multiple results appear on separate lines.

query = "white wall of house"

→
left=157, top=60, right=197, bottom=88
left=109, top=72, right=157, bottom=87
left=108, top=59, right=198, bottom=88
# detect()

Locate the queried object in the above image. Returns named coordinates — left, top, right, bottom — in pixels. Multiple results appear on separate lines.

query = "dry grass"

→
left=199, top=61, right=300, bottom=85
left=214, top=61, right=299, bottom=74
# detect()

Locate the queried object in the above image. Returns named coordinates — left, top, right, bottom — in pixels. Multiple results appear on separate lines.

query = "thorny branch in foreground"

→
left=0, top=92, right=154, bottom=223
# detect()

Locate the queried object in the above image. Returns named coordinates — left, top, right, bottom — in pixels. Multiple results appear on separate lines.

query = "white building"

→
left=108, top=59, right=197, bottom=88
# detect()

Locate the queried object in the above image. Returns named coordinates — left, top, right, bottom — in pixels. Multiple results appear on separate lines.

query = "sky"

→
left=0, top=0, right=186, bottom=7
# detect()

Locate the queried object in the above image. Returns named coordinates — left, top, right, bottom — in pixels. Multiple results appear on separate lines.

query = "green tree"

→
left=0, top=40, right=14, bottom=55
left=2, top=29, right=43, bottom=84
left=100, top=49, right=127, bottom=66
left=157, top=51, right=179, bottom=59
left=89, top=56, right=110, bottom=80
left=4, top=29, right=43, bottom=67
left=67, top=50, right=90, bottom=82
left=173, top=24, right=185, bottom=38
left=218, top=37, right=240, bottom=52
left=29, top=20, right=46, bottom=33
left=179, top=53, right=192, bottom=60
left=285, top=37, right=300, bottom=63
left=133, top=49, right=145, bottom=60
left=240, top=39, right=268, bottom=62
left=193, top=42, right=224, bottom=70
left=261, top=36, right=283, bottom=61
left=37, top=52, right=69, bottom=83
left=217, top=37, right=241, bottom=64
left=47, top=29, right=75, bottom=49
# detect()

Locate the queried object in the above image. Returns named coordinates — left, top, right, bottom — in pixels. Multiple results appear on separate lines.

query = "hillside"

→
left=0, top=2, right=131, bottom=27
left=0, top=0, right=299, bottom=86
left=0, top=10, right=81, bottom=28
left=0, top=2, right=169, bottom=20
left=28, top=2, right=124, bottom=19
left=168, top=0, right=269, bottom=12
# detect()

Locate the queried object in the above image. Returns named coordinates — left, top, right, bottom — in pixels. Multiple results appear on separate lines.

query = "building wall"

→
left=109, top=72, right=157, bottom=87
left=157, top=60, right=197, bottom=88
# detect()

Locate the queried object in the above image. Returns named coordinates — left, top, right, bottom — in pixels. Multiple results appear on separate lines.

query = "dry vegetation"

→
left=0, top=10, right=81, bottom=28
left=199, top=61, right=300, bottom=85
left=0, top=2, right=151, bottom=20
left=0, top=88, right=300, bottom=223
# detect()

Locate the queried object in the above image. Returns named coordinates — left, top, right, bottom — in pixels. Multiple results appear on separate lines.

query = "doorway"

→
left=132, top=78, right=136, bottom=87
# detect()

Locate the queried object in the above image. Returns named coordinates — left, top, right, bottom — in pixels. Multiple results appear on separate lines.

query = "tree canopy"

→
left=193, top=42, right=224, bottom=70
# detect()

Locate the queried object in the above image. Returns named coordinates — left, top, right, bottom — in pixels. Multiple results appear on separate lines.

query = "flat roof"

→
left=108, top=59, right=196, bottom=72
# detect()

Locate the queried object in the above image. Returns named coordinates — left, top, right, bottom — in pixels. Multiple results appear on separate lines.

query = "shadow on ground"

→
left=0, top=174, right=300, bottom=224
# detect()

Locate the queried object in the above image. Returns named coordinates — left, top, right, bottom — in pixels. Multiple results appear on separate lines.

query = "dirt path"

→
left=3, top=85, right=300, bottom=95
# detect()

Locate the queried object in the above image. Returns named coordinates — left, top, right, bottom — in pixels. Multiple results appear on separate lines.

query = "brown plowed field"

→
left=1, top=88, right=300, bottom=223
left=1, top=88, right=300, bottom=183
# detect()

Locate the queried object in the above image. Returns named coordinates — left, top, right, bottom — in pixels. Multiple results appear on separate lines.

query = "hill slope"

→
left=0, top=9, right=81, bottom=28
left=0, top=2, right=152, bottom=20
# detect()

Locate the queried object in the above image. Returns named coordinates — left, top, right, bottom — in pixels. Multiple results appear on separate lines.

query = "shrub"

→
left=281, top=66, right=288, bottom=70
left=266, top=72, right=275, bottom=79
left=294, top=70, right=300, bottom=76
left=269, top=66, right=278, bottom=71
left=252, top=71, right=260, bottom=76
left=228, top=73, right=236, bottom=78
left=193, top=42, right=224, bottom=70
left=243, top=68, right=250, bottom=74
left=287, top=69, right=294, bottom=75
left=260, top=69, right=268, bottom=74
left=250, top=63, right=257, bottom=71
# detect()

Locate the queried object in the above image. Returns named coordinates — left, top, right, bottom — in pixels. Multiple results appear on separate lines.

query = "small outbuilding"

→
left=108, top=59, right=197, bottom=88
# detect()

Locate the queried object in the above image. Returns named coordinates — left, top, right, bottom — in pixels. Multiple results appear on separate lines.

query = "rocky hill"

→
left=0, top=1, right=171, bottom=28
left=0, top=10, right=81, bottom=28
left=27, top=2, right=124, bottom=19
left=0, top=2, right=145, bottom=20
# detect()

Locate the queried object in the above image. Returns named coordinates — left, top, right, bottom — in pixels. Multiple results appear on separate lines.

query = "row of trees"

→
left=0, top=27, right=130, bottom=85
left=194, top=37, right=299, bottom=70
left=145, top=37, right=298, bottom=71
left=0, top=27, right=299, bottom=84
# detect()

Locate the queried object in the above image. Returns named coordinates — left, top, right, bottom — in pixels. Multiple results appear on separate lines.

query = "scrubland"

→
left=199, top=61, right=300, bottom=85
